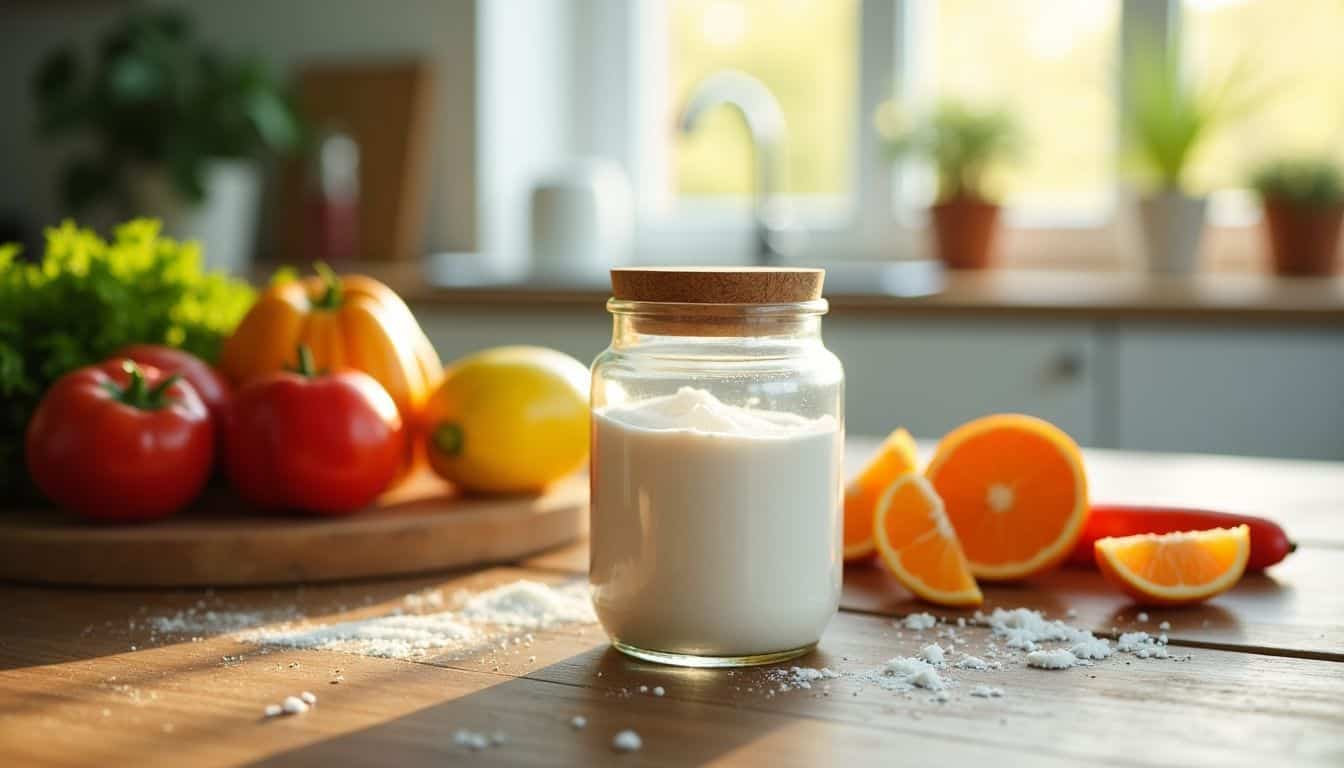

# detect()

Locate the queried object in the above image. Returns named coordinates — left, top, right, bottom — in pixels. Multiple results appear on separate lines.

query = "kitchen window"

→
left=576, top=0, right=1336, bottom=266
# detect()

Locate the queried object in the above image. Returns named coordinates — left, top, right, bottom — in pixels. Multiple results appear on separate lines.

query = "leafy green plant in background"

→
left=33, top=9, right=301, bottom=212
left=0, top=219, right=255, bottom=499
left=1250, top=158, right=1344, bottom=206
left=1124, top=39, right=1263, bottom=192
left=875, top=100, right=1023, bottom=203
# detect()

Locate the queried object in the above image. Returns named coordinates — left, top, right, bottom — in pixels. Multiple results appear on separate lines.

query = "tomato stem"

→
left=312, top=262, right=343, bottom=309
left=108, top=360, right=181, bottom=410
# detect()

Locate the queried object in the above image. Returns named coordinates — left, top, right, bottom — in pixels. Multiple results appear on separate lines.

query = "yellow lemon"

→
left=423, top=346, right=590, bottom=494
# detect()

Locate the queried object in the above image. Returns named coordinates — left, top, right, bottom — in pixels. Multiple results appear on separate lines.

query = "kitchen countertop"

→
left=292, top=258, right=1344, bottom=325
left=3, top=441, right=1342, bottom=767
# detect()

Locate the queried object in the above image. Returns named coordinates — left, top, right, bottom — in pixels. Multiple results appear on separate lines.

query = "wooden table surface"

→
left=2, top=441, right=1342, bottom=767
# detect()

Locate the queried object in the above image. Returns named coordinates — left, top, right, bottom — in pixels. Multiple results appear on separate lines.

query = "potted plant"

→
left=32, top=10, right=301, bottom=274
left=1250, top=159, right=1344, bottom=276
left=877, top=101, right=1022, bottom=269
left=1125, top=44, right=1254, bottom=275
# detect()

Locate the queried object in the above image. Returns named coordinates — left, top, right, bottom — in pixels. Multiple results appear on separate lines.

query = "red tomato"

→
left=225, top=349, right=404, bottom=515
left=116, top=344, right=232, bottom=424
left=25, top=359, right=214, bottom=522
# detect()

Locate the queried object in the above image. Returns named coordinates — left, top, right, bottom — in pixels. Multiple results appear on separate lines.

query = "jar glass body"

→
left=589, top=299, right=845, bottom=667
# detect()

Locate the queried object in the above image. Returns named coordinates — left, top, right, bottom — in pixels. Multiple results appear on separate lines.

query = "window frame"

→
left=575, top=0, right=1207, bottom=267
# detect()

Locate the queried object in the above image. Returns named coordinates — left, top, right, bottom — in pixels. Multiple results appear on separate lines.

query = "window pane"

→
left=921, top=0, right=1119, bottom=216
left=1185, top=0, right=1344, bottom=192
left=668, top=0, right=858, bottom=199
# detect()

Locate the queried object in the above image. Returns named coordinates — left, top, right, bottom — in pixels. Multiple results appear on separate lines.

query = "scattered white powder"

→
left=1159, top=621, right=1171, bottom=631
left=766, top=666, right=840, bottom=691
left=1069, top=636, right=1112, bottom=660
left=955, top=655, right=997, bottom=671
left=243, top=580, right=595, bottom=661
left=281, top=696, right=309, bottom=714
left=248, top=613, right=476, bottom=659
left=150, top=608, right=288, bottom=635
left=1027, top=649, right=1081, bottom=669
left=918, top=644, right=946, bottom=665
left=1137, top=612, right=1150, bottom=623
left=454, top=729, right=491, bottom=751
left=987, top=608, right=1093, bottom=651
left=970, top=685, right=1005, bottom=698
left=612, top=729, right=643, bottom=752
left=458, top=581, right=596, bottom=629
left=901, top=613, right=937, bottom=631
left=263, top=704, right=282, bottom=718
left=570, top=715, right=588, bottom=730
left=881, top=657, right=946, bottom=690
left=1066, top=608, right=1078, bottom=618
left=1117, top=632, right=1171, bottom=659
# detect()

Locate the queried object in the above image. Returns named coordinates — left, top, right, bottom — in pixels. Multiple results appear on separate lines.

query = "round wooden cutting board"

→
left=0, top=470, right=588, bottom=587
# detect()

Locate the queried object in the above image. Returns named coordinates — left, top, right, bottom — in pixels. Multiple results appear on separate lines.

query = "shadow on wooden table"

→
left=245, top=645, right=796, bottom=767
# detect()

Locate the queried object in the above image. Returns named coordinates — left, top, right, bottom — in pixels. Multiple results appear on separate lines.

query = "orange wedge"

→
left=872, top=472, right=983, bottom=606
left=1095, top=525, right=1250, bottom=606
left=844, top=428, right=920, bottom=561
left=925, top=414, right=1088, bottom=581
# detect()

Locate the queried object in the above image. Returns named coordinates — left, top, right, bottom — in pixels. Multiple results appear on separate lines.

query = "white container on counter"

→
left=588, top=267, right=845, bottom=667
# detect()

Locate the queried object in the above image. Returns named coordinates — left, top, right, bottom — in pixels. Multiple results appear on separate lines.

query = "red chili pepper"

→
left=1067, top=505, right=1296, bottom=571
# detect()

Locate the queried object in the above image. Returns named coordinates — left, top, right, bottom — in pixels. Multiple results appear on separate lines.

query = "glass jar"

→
left=589, top=267, right=845, bottom=667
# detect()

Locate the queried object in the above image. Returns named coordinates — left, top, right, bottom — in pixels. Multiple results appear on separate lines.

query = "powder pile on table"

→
left=240, top=580, right=594, bottom=660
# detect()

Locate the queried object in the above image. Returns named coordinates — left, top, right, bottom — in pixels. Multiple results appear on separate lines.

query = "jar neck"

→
left=608, top=299, right=827, bottom=350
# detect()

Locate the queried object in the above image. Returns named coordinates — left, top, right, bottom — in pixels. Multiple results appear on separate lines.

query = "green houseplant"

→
left=877, top=100, right=1022, bottom=269
left=1125, top=42, right=1257, bottom=274
left=32, top=10, right=301, bottom=272
left=1250, top=159, right=1344, bottom=276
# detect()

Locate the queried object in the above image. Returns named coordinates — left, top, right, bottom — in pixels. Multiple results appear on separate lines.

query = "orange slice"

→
left=925, top=414, right=1088, bottom=581
left=1095, top=525, right=1250, bottom=606
left=872, top=472, right=983, bottom=606
left=844, top=428, right=919, bottom=561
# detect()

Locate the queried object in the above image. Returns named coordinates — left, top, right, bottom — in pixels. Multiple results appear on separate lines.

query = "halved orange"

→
left=844, top=428, right=919, bottom=561
left=872, top=472, right=983, bottom=606
left=925, top=414, right=1088, bottom=581
left=1095, top=525, right=1250, bottom=606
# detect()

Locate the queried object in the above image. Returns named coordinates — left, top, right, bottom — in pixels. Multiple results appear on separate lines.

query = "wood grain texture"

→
left=0, top=471, right=587, bottom=587
left=1, top=567, right=1340, bottom=767
left=3, top=441, right=1343, bottom=766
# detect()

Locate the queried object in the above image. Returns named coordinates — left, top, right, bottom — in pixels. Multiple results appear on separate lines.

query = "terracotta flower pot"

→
left=1262, top=201, right=1344, bottom=276
left=930, top=197, right=1000, bottom=270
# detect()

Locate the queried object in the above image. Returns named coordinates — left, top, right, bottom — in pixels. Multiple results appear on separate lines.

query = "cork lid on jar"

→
left=610, top=267, right=825, bottom=304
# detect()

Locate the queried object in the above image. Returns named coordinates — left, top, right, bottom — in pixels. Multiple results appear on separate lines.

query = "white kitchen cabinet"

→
left=826, top=318, right=1099, bottom=445
left=1112, top=328, right=1344, bottom=460
left=412, top=301, right=1343, bottom=459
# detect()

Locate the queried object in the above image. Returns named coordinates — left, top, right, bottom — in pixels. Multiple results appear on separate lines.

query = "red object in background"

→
left=1067, top=504, right=1296, bottom=572
left=225, top=347, right=403, bottom=515
left=25, top=359, right=214, bottom=522
left=304, top=129, right=360, bottom=263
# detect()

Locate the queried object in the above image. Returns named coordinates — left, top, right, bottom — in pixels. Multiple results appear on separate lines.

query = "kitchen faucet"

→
left=678, top=71, right=788, bottom=266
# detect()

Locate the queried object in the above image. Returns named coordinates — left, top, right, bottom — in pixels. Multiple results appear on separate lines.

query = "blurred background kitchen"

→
left=2, top=0, right=1341, bottom=460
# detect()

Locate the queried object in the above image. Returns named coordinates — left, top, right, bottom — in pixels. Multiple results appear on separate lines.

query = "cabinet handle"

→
left=1046, top=350, right=1085, bottom=383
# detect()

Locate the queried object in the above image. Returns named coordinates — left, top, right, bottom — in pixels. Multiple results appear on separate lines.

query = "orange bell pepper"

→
left=219, top=267, right=441, bottom=432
